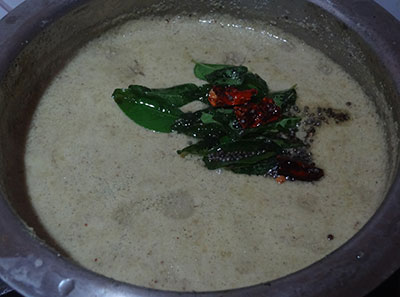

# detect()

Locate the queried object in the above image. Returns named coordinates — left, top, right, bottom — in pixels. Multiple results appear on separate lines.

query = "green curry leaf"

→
left=113, top=87, right=183, bottom=133
left=270, top=87, right=297, bottom=110
left=269, top=117, right=301, bottom=130
left=240, top=72, right=269, bottom=98
left=194, top=62, right=236, bottom=80
left=204, top=66, right=248, bottom=86
left=144, top=84, right=205, bottom=107
left=200, top=112, right=220, bottom=125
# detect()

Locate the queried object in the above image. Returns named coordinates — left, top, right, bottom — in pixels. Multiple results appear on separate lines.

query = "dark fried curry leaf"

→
left=203, top=140, right=281, bottom=170
left=177, top=140, right=215, bottom=157
left=231, top=158, right=278, bottom=175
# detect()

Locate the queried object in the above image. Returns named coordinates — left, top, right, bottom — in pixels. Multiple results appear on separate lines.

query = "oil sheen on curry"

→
left=25, top=16, right=388, bottom=291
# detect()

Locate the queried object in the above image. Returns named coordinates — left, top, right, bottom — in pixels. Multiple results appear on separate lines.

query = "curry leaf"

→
left=195, top=84, right=213, bottom=104
left=204, top=66, right=248, bottom=86
left=177, top=140, right=215, bottom=157
left=271, top=87, right=297, bottom=110
left=237, top=117, right=300, bottom=138
left=203, top=140, right=282, bottom=170
left=269, top=117, right=301, bottom=130
left=200, top=112, right=220, bottom=125
left=113, top=88, right=183, bottom=133
left=219, top=135, right=233, bottom=145
left=216, top=108, right=234, bottom=114
left=209, top=108, right=236, bottom=127
left=172, top=111, right=227, bottom=140
left=127, top=84, right=207, bottom=107
left=230, top=158, right=278, bottom=175
left=194, top=62, right=236, bottom=80
left=272, top=138, right=304, bottom=149
left=145, top=84, right=204, bottom=107
left=240, top=72, right=269, bottom=98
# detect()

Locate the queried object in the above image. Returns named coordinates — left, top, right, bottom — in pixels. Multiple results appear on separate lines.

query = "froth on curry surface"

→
left=25, top=16, right=388, bottom=291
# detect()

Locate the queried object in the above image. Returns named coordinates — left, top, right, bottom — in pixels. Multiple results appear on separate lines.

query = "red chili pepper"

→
left=276, top=155, right=324, bottom=181
left=234, top=97, right=281, bottom=129
left=208, top=86, right=257, bottom=107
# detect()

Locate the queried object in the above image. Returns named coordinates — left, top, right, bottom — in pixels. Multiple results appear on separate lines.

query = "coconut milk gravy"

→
left=25, top=16, right=388, bottom=291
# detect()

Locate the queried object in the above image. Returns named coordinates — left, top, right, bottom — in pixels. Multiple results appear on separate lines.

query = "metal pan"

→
left=0, top=1, right=399, bottom=296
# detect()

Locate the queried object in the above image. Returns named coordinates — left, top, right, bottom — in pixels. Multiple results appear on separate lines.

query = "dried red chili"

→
left=208, top=86, right=257, bottom=107
left=234, top=97, right=281, bottom=129
left=276, top=155, right=324, bottom=181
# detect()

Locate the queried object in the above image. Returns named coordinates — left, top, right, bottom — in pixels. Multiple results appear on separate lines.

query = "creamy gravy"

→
left=25, top=16, right=388, bottom=291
